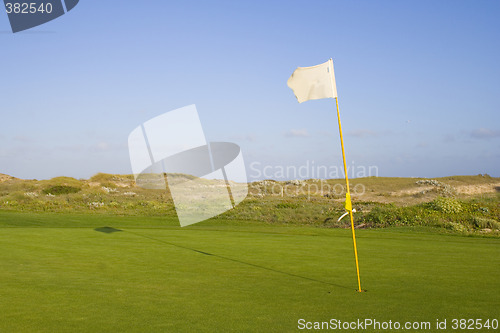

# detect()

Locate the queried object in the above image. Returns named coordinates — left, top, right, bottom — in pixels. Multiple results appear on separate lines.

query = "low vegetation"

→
left=0, top=173, right=498, bottom=236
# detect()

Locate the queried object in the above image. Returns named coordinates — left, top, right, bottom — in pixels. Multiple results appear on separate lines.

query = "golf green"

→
left=0, top=212, right=498, bottom=332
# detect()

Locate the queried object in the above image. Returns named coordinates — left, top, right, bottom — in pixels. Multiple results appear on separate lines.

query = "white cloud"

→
left=317, top=130, right=334, bottom=137
left=346, top=129, right=379, bottom=138
left=284, top=129, right=309, bottom=138
left=13, top=135, right=33, bottom=143
left=416, top=142, right=428, bottom=148
left=470, top=128, right=500, bottom=139
left=230, top=134, right=257, bottom=142
left=443, top=134, right=455, bottom=143
left=96, top=142, right=110, bottom=151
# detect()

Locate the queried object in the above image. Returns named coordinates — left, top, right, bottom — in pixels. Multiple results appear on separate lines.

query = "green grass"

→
left=0, top=211, right=498, bottom=332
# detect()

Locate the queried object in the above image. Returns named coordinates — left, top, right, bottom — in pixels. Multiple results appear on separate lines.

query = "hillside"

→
left=0, top=172, right=498, bottom=235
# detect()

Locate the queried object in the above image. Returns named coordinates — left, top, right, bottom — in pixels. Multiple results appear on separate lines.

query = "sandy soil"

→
left=455, top=183, right=500, bottom=195
left=0, top=174, right=16, bottom=182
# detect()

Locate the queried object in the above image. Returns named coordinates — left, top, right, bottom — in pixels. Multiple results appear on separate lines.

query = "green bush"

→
left=43, top=186, right=81, bottom=195
left=90, top=173, right=134, bottom=183
left=472, top=216, right=500, bottom=230
left=359, top=204, right=444, bottom=228
left=429, top=197, right=462, bottom=214
left=43, top=176, right=82, bottom=187
left=359, top=205, right=411, bottom=227
left=446, top=222, right=469, bottom=233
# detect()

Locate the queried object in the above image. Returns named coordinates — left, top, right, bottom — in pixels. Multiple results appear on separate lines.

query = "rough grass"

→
left=89, top=172, right=135, bottom=184
left=0, top=174, right=498, bottom=235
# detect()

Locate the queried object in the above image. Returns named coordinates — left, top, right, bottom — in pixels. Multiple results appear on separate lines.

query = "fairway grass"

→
left=0, top=212, right=499, bottom=332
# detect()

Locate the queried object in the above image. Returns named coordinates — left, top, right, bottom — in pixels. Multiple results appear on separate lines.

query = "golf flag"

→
left=287, top=59, right=338, bottom=103
left=288, top=59, right=363, bottom=293
left=344, top=192, right=353, bottom=212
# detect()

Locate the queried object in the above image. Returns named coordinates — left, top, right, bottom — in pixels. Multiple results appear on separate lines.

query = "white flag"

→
left=287, top=59, right=338, bottom=103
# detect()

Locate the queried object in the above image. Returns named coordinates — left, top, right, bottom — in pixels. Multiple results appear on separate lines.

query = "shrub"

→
left=90, top=173, right=134, bottom=183
left=472, top=216, right=500, bottom=230
left=360, top=206, right=400, bottom=227
left=42, top=185, right=81, bottom=195
left=45, top=176, right=82, bottom=187
left=429, top=197, right=462, bottom=214
left=446, top=222, right=469, bottom=233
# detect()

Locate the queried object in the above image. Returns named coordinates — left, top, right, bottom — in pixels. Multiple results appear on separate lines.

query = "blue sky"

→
left=1, top=0, right=499, bottom=180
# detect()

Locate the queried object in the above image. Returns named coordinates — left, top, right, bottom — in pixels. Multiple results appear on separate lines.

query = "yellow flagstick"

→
left=335, top=97, right=362, bottom=292
left=329, top=59, right=362, bottom=292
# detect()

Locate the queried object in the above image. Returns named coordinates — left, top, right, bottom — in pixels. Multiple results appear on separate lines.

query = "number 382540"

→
left=5, top=2, right=53, bottom=14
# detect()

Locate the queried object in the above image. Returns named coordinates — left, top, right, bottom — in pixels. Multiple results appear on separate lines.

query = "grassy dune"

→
left=0, top=173, right=498, bottom=235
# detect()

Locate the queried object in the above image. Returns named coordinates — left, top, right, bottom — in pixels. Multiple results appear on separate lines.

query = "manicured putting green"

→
left=0, top=212, right=498, bottom=332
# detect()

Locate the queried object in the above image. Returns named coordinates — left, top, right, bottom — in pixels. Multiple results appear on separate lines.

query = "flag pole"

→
left=329, top=59, right=362, bottom=292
